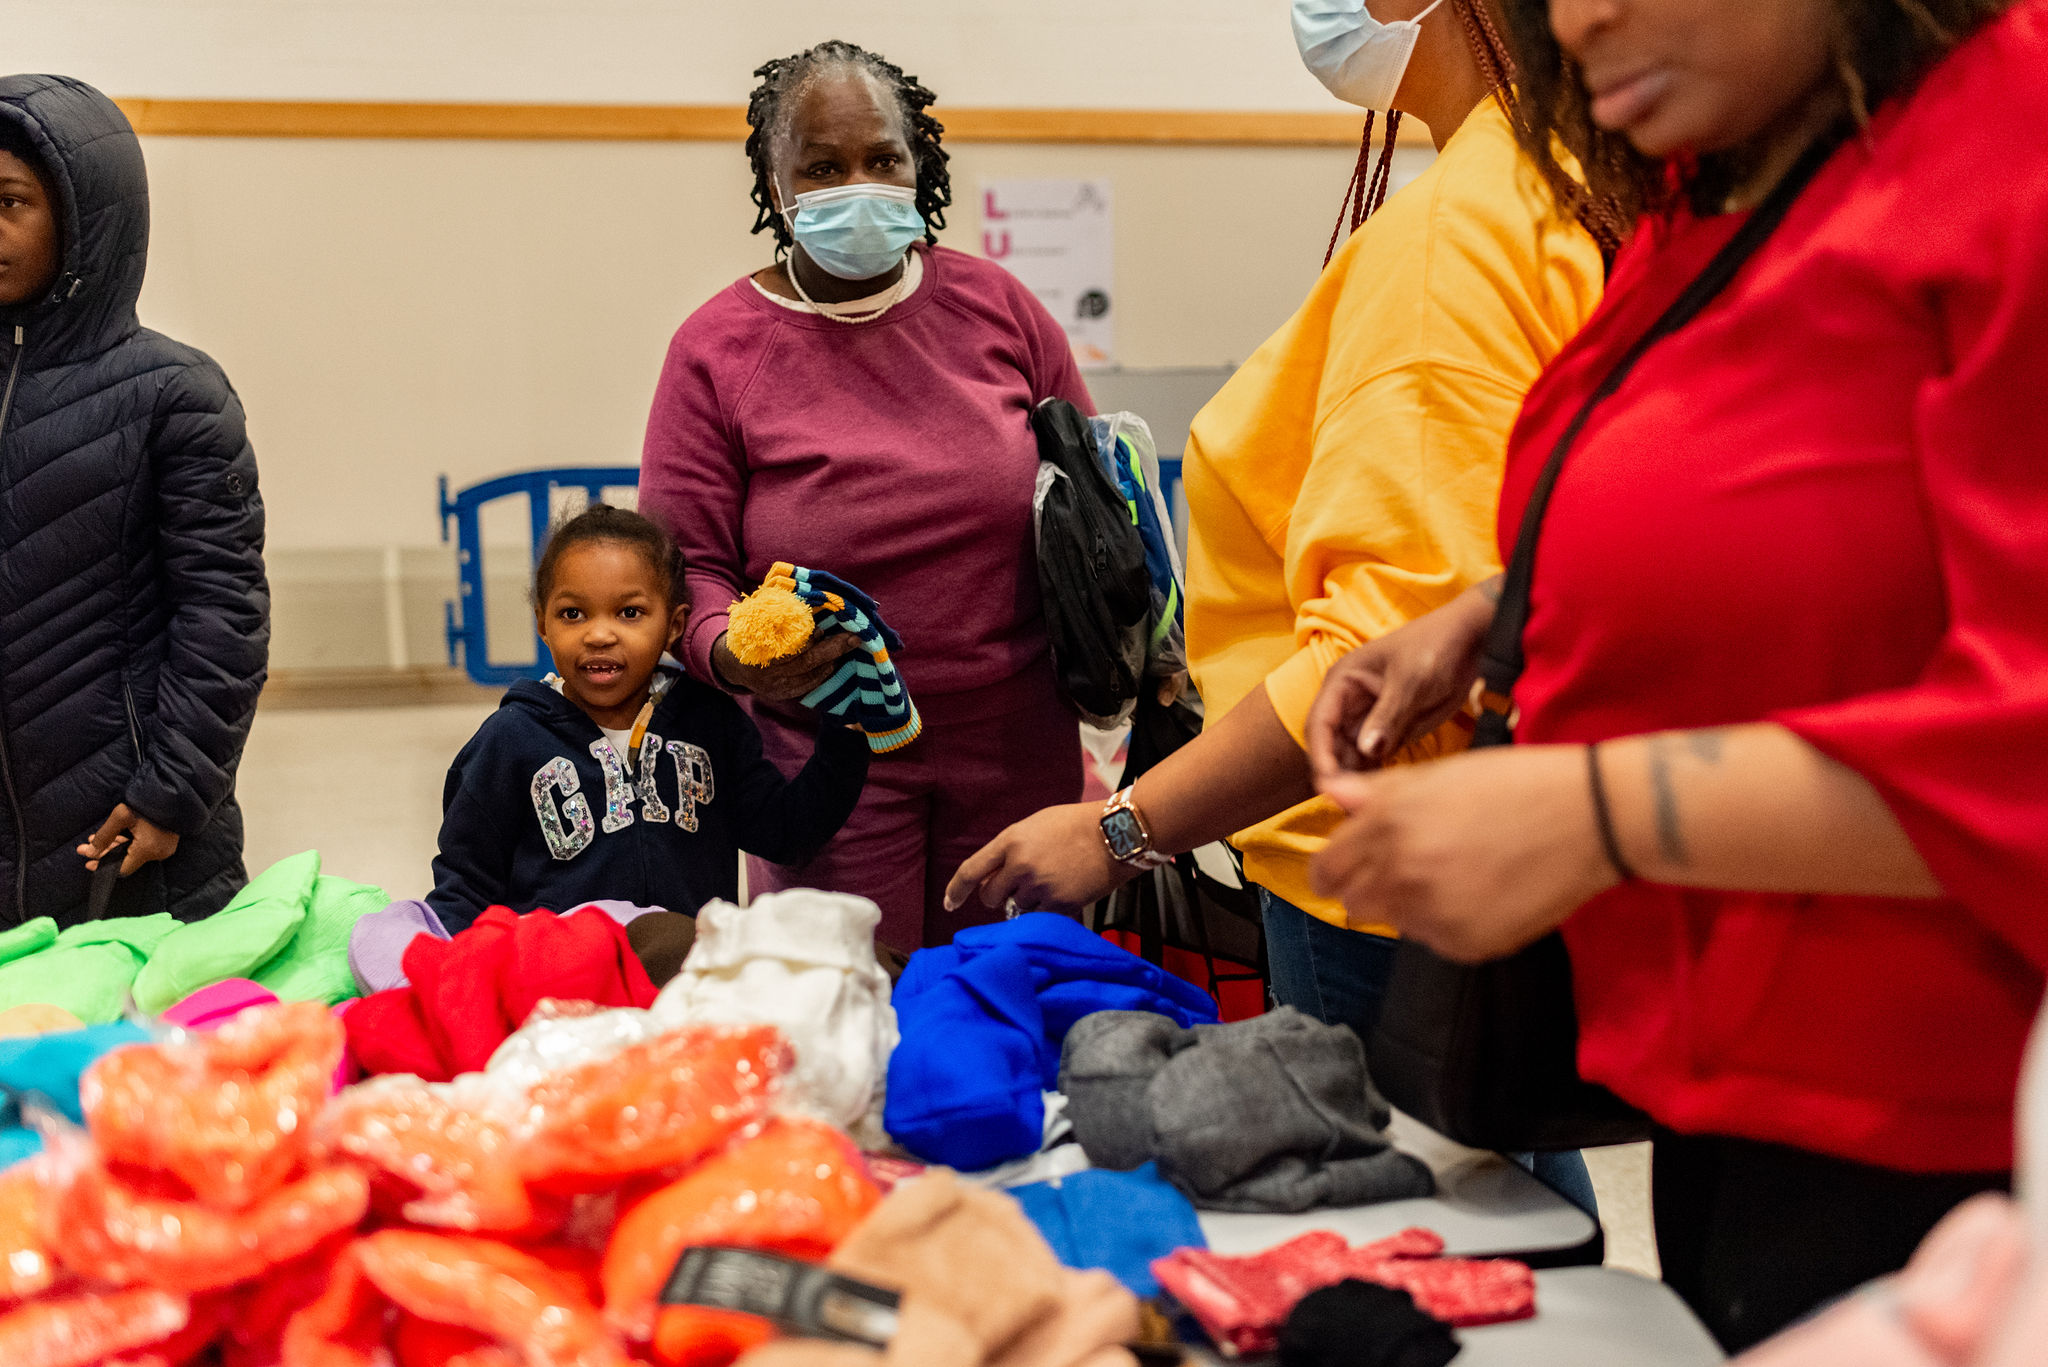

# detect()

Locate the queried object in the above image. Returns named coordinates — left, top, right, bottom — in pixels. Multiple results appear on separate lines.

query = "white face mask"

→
left=1292, top=0, right=1449, bottom=111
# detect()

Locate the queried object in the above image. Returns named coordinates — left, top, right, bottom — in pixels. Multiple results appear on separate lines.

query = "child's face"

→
left=0, top=150, right=58, bottom=308
left=538, top=541, right=688, bottom=730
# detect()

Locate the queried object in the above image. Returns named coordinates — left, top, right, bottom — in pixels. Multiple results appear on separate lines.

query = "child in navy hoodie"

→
left=427, top=505, right=868, bottom=932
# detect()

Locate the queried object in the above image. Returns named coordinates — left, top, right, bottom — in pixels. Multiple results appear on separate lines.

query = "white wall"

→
left=3, top=0, right=1342, bottom=112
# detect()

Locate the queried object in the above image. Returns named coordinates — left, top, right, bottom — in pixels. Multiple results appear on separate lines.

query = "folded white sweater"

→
left=651, top=888, right=898, bottom=1142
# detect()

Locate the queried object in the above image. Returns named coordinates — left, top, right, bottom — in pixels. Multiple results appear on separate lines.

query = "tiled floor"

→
left=239, top=700, right=1661, bottom=1277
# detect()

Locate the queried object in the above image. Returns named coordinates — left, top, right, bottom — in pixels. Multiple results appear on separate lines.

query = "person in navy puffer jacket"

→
left=0, top=75, right=267, bottom=926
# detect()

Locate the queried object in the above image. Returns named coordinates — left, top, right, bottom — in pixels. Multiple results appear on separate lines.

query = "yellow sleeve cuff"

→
left=1264, top=645, right=1335, bottom=752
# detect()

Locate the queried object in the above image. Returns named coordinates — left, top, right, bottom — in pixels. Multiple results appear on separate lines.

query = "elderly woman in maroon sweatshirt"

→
left=639, top=41, right=1092, bottom=952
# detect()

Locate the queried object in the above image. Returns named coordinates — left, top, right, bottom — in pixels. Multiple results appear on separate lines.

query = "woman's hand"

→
left=710, top=630, right=861, bottom=702
left=1309, top=743, right=1615, bottom=961
left=78, top=804, right=180, bottom=876
left=944, top=802, right=1135, bottom=914
left=1305, top=580, right=1499, bottom=782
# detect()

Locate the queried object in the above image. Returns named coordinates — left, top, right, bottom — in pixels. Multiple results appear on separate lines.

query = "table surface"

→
left=1196, top=1112, right=1602, bottom=1262
left=1455, top=1268, right=1726, bottom=1366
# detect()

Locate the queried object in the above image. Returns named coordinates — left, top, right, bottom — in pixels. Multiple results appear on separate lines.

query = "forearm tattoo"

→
left=1644, top=729, right=1728, bottom=868
left=1648, top=735, right=1688, bottom=866
left=1477, top=575, right=1504, bottom=604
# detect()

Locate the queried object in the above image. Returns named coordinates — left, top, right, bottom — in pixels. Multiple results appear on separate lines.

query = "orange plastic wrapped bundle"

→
left=0, top=1166, right=57, bottom=1304
left=652, top=1307, right=777, bottom=1367
left=41, top=1146, right=369, bottom=1293
left=102, top=1293, right=230, bottom=1367
left=0, top=1287, right=188, bottom=1367
left=393, top=1314, right=522, bottom=1367
left=518, top=1024, right=791, bottom=1189
left=285, top=1231, right=631, bottom=1367
left=219, top=1235, right=353, bottom=1367
left=318, top=1075, right=534, bottom=1232
left=80, top=1000, right=342, bottom=1208
left=604, top=1116, right=882, bottom=1343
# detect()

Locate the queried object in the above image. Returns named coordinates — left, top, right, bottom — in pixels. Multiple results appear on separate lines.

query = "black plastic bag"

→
left=1030, top=397, right=1151, bottom=727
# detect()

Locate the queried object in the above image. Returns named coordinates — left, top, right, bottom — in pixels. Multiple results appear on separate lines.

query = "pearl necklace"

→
left=783, top=255, right=909, bottom=325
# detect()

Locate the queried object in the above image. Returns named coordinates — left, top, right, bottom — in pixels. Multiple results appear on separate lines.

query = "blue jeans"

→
left=1259, top=888, right=1599, bottom=1217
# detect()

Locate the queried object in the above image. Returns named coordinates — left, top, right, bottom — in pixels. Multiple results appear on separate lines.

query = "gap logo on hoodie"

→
left=532, top=736, right=716, bottom=860
left=427, top=675, right=870, bottom=933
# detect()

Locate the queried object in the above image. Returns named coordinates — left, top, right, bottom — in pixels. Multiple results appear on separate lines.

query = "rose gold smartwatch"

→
left=1099, top=786, right=1173, bottom=872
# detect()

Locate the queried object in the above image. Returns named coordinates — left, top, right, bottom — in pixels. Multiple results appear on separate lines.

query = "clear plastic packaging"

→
left=601, top=1114, right=881, bottom=1341
left=39, top=1120, right=368, bottom=1293
left=0, top=1287, right=188, bottom=1367
left=316, top=1073, right=533, bottom=1233
left=284, top=1232, right=631, bottom=1367
left=78, top=1000, right=342, bottom=1209
left=486, top=1005, right=657, bottom=1095
left=516, top=1023, right=791, bottom=1189
left=0, top=1164, right=57, bottom=1304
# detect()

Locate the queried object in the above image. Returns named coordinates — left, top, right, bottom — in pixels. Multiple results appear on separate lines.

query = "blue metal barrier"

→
left=439, top=459, right=1189, bottom=688
left=440, top=467, right=640, bottom=686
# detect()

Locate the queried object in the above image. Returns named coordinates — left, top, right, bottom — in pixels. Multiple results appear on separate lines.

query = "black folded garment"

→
left=1060, top=1006, right=1434, bottom=1213
left=1280, top=1280, right=1461, bottom=1367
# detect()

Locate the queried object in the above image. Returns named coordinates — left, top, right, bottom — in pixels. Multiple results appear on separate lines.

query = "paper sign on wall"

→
left=981, top=179, right=1114, bottom=370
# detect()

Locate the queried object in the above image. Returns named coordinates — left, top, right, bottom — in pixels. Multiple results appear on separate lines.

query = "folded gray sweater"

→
left=1059, top=1006, right=1434, bottom=1213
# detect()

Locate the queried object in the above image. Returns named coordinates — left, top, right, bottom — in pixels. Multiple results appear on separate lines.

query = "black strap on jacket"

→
left=84, top=845, right=126, bottom=922
left=1471, top=128, right=1851, bottom=748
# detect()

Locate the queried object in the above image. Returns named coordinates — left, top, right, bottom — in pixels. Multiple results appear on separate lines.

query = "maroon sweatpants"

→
left=748, top=659, right=1084, bottom=952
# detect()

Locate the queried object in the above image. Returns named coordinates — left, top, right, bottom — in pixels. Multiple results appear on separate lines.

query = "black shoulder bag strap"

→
left=84, top=845, right=126, bottom=922
left=1471, top=129, right=1848, bottom=747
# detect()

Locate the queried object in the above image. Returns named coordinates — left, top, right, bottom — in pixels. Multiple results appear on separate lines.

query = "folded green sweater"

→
left=0, top=851, right=385, bottom=1024
left=254, top=874, right=387, bottom=1005
left=0, top=914, right=181, bottom=1024
left=131, top=851, right=319, bottom=1015
left=0, top=917, right=57, bottom=969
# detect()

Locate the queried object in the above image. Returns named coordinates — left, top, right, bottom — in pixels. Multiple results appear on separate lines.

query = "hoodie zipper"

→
left=0, top=327, right=30, bottom=923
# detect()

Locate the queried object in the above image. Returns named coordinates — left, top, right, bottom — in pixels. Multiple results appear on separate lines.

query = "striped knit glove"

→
left=778, top=563, right=923, bottom=755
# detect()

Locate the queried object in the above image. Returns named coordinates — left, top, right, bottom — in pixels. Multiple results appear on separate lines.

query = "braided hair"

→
left=533, top=504, right=686, bottom=612
left=1325, top=0, right=1628, bottom=264
left=1493, top=0, right=2015, bottom=224
left=1456, top=0, right=1630, bottom=257
left=744, top=40, right=952, bottom=253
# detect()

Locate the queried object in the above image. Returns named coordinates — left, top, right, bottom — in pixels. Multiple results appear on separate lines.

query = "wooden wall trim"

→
left=113, top=98, right=1431, bottom=148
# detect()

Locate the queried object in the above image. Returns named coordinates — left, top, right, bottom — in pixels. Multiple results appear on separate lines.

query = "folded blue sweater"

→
left=885, top=913, right=1218, bottom=1169
left=1010, top=1162, right=1207, bottom=1298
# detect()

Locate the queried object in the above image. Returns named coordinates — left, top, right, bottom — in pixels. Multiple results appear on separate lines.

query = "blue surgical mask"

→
left=1292, top=0, right=1447, bottom=111
left=784, top=183, right=925, bottom=281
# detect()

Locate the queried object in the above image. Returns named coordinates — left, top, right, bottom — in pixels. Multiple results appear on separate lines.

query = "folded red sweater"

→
left=346, top=907, right=658, bottom=1081
left=1154, top=1229, right=1534, bottom=1355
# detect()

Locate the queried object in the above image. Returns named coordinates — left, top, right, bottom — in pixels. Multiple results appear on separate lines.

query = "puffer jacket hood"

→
left=0, top=74, right=148, bottom=362
left=0, top=75, right=268, bottom=927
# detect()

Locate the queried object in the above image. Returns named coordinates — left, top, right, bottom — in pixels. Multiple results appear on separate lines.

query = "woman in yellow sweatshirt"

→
left=947, top=0, right=1610, bottom=1192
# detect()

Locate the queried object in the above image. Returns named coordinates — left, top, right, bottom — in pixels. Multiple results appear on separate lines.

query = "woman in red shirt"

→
left=1302, top=0, right=2046, bottom=1350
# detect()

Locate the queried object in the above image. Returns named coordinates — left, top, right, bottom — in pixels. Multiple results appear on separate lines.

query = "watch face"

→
left=1102, top=808, right=1146, bottom=861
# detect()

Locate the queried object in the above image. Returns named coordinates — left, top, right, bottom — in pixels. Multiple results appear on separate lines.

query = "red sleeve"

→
left=1773, top=208, right=2048, bottom=968
left=638, top=304, right=762, bottom=690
